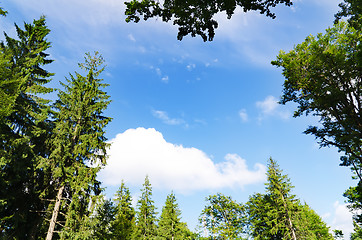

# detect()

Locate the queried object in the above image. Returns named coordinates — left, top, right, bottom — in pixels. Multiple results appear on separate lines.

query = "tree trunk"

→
left=46, top=185, right=64, bottom=240
left=281, top=194, right=297, bottom=240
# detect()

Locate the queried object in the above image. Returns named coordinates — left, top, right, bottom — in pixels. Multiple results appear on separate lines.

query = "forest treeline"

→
left=0, top=0, right=361, bottom=239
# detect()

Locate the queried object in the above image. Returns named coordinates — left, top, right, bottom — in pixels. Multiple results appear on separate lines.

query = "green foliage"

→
left=296, top=204, right=334, bottom=239
left=124, top=0, right=292, bottom=41
left=0, top=17, right=54, bottom=239
left=272, top=21, right=362, bottom=176
left=247, top=158, right=298, bottom=239
left=333, top=229, right=344, bottom=240
left=113, top=181, right=135, bottom=239
left=91, top=198, right=117, bottom=240
left=272, top=21, right=362, bottom=229
left=351, top=221, right=362, bottom=240
left=247, top=158, right=333, bottom=240
left=134, top=175, right=158, bottom=239
left=273, top=21, right=362, bottom=172
left=0, top=6, right=7, bottom=16
left=158, top=192, right=188, bottom=240
left=335, top=0, right=362, bottom=30
left=199, top=193, right=247, bottom=239
left=46, top=52, right=111, bottom=239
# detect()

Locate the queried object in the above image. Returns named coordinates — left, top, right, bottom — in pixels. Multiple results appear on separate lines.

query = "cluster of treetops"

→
left=63, top=158, right=337, bottom=240
left=0, top=0, right=360, bottom=239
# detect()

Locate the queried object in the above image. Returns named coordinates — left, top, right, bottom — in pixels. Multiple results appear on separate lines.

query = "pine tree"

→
left=134, top=175, right=158, bottom=239
left=113, top=181, right=135, bottom=239
left=45, top=52, right=111, bottom=239
left=158, top=192, right=187, bottom=240
left=0, top=17, right=54, bottom=239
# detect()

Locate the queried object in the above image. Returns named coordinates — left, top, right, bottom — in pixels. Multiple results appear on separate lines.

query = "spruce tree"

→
left=247, top=158, right=333, bottom=239
left=296, top=204, right=334, bottom=239
left=0, top=17, right=54, bottom=239
left=45, top=52, right=111, bottom=239
left=247, top=158, right=299, bottom=239
left=113, top=181, right=135, bottom=239
left=91, top=198, right=117, bottom=240
left=134, top=175, right=158, bottom=239
left=158, top=192, right=186, bottom=240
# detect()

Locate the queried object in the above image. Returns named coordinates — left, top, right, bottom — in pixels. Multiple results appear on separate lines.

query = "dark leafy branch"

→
left=124, top=0, right=292, bottom=41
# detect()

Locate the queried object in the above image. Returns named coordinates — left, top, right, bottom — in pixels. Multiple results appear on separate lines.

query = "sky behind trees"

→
left=1, top=0, right=356, bottom=236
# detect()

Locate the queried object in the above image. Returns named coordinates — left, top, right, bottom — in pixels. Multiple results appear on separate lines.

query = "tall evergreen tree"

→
left=134, top=175, right=158, bottom=239
left=247, top=158, right=333, bottom=240
left=45, top=52, right=111, bottom=239
left=91, top=198, right=117, bottom=240
left=113, top=181, right=135, bottom=239
left=295, top=204, right=334, bottom=239
left=0, top=17, right=54, bottom=239
left=158, top=192, right=186, bottom=240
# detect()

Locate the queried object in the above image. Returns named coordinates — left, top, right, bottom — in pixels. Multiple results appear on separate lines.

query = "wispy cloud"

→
left=161, top=76, right=169, bottom=83
left=256, top=95, right=290, bottom=121
left=128, top=33, right=136, bottom=42
left=155, top=67, right=162, bottom=76
left=152, top=110, right=185, bottom=125
left=239, top=109, right=248, bottom=122
left=99, top=128, right=266, bottom=192
left=186, top=63, right=196, bottom=71
left=149, top=66, right=169, bottom=83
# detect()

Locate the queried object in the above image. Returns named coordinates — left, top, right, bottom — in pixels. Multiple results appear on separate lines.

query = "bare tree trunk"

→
left=281, top=194, right=297, bottom=240
left=287, top=215, right=297, bottom=240
left=46, top=185, right=64, bottom=240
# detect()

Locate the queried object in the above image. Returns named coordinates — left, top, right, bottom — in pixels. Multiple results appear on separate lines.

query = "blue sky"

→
left=1, top=0, right=356, bottom=237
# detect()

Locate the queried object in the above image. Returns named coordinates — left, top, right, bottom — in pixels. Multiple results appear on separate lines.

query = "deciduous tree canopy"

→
left=272, top=21, right=362, bottom=181
left=125, top=0, right=292, bottom=41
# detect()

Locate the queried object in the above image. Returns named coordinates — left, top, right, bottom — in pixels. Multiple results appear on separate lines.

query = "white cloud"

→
left=186, top=63, right=196, bottom=71
left=152, top=110, right=185, bottom=125
left=256, top=95, right=290, bottom=121
left=161, top=76, right=169, bottom=83
left=155, top=67, right=162, bottom=76
left=239, top=109, right=248, bottom=122
left=99, top=128, right=266, bottom=192
left=149, top=67, right=169, bottom=82
left=326, top=201, right=354, bottom=238
left=128, top=34, right=136, bottom=42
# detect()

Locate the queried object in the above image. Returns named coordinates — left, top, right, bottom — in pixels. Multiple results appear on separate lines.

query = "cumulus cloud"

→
left=327, top=201, right=354, bottom=237
left=256, top=95, right=290, bottom=121
left=99, top=128, right=266, bottom=192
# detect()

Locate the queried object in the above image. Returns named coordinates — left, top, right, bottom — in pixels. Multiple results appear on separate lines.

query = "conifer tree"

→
left=113, top=181, right=135, bottom=239
left=45, top=52, right=111, bottom=239
left=296, top=204, right=334, bottom=239
left=158, top=192, right=186, bottom=240
left=247, top=158, right=333, bottom=239
left=134, top=175, right=158, bottom=239
left=91, top=198, right=117, bottom=239
left=0, top=17, right=54, bottom=239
